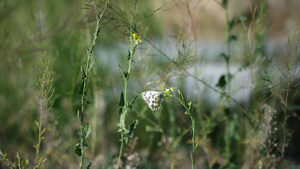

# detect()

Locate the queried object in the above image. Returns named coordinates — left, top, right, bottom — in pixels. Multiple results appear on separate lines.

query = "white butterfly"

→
left=141, top=91, right=165, bottom=111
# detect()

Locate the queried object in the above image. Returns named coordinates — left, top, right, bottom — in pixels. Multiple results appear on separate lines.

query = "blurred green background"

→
left=1, top=0, right=300, bottom=168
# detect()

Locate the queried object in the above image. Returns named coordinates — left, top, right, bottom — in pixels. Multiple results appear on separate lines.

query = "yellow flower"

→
left=165, top=88, right=170, bottom=94
left=130, top=33, right=142, bottom=45
left=170, top=87, right=174, bottom=92
left=163, top=88, right=173, bottom=103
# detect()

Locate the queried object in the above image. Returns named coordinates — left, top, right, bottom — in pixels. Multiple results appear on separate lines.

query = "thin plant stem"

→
left=33, top=53, right=54, bottom=168
left=282, top=36, right=298, bottom=169
left=0, top=151, right=14, bottom=168
left=117, top=32, right=136, bottom=168
left=225, top=4, right=231, bottom=106
left=118, top=129, right=125, bottom=169
left=224, top=3, right=232, bottom=161
left=78, top=1, right=110, bottom=168
left=115, top=1, right=146, bottom=167
left=249, top=0, right=258, bottom=104
left=191, top=116, right=196, bottom=169
left=35, top=67, right=45, bottom=164
left=172, top=91, right=196, bottom=169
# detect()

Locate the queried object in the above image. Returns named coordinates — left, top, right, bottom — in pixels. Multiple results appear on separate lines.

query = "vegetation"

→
left=1, top=0, right=300, bottom=168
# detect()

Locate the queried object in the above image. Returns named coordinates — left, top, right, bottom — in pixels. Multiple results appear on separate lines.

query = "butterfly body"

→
left=141, top=91, right=165, bottom=111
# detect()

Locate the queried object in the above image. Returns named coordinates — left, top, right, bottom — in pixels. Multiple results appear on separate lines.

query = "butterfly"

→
left=141, top=91, right=166, bottom=111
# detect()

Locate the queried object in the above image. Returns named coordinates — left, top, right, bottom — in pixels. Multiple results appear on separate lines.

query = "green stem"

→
left=250, top=0, right=257, bottom=104
left=173, top=91, right=196, bottom=169
left=225, top=6, right=231, bottom=106
left=224, top=5, right=231, bottom=161
left=35, top=62, right=45, bottom=164
left=117, top=131, right=124, bottom=168
left=191, top=116, right=196, bottom=169
left=117, top=34, right=136, bottom=169
left=78, top=1, right=110, bottom=168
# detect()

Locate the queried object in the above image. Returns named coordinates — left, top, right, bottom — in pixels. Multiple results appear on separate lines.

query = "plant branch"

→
left=78, top=1, right=110, bottom=168
left=281, top=35, right=299, bottom=168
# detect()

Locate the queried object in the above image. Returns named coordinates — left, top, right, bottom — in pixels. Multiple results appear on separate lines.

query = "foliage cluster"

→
left=1, top=0, right=300, bottom=169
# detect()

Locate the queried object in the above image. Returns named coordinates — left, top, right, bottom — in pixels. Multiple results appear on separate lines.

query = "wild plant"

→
left=0, top=152, right=29, bottom=169
left=108, top=1, right=168, bottom=168
left=213, top=1, right=240, bottom=165
left=146, top=38, right=232, bottom=168
left=0, top=52, right=55, bottom=169
left=243, top=0, right=273, bottom=167
left=74, top=1, right=110, bottom=169
left=261, top=34, right=300, bottom=168
left=278, top=35, right=300, bottom=168
left=163, top=88, right=197, bottom=169
left=2, top=1, right=300, bottom=169
left=248, top=0, right=269, bottom=103
left=116, top=31, right=141, bottom=168
left=139, top=87, right=197, bottom=169
left=32, top=52, right=55, bottom=168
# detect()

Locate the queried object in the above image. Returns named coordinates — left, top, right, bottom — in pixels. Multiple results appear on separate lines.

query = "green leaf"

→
left=78, top=80, right=85, bottom=95
left=86, top=99, right=91, bottom=104
left=238, top=16, right=247, bottom=28
left=75, top=142, right=82, bottom=157
left=143, top=12, right=147, bottom=18
left=188, top=101, right=192, bottom=108
left=124, top=72, right=129, bottom=80
left=124, top=120, right=138, bottom=144
left=128, top=120, right=138, bottom=138
left=216, top=75, right=227, bottom=88
left=83, top=138, right=88, bottom=147
left=128, top=95, right=138, bottom=109
left=229, top=35, right=237, bottom=42
left=81, top=66, right=87, bottom=78
left=118, top=92, right=124, bottom=107
left=118, top=107, right=123, bottom=114
left=14, top=154, right=20, bottom=168
left=88, top=61, right=94, bottom=73
left=224, top=107, right=232, bottom=119
left=86, top=162, right=92, bottom=169
left=77, top=110, right=80, bottom=122
left=222, top=0, right=228, bottom=8
left=118, top=64, right=128, bottom=80
left=229, top=17, right=236, bottom=31
left=128, top=50, right=131, bottom=57
left=86, top=44, right=90, bottom=53
left=127, top=50, right=135, bottom=63
left=133, top=23, right=137, bottom=32
left=178, top=90, right=184, bottom=101
left=21, top=159, right=29, bottom=168
left=218, top=53, right=229, bottom=62
left=34, top=120, right=40, bottom=128
left=84, top=123, right=91, bottom=139
left=277, top=147, right=283, bottom=157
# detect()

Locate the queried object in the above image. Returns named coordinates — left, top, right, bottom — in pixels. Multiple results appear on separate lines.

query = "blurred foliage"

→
left=1, top=0, right=300, bottom=169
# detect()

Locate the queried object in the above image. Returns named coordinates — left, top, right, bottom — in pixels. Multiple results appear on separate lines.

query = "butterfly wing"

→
left=141, top=91, right=163, bottom=111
